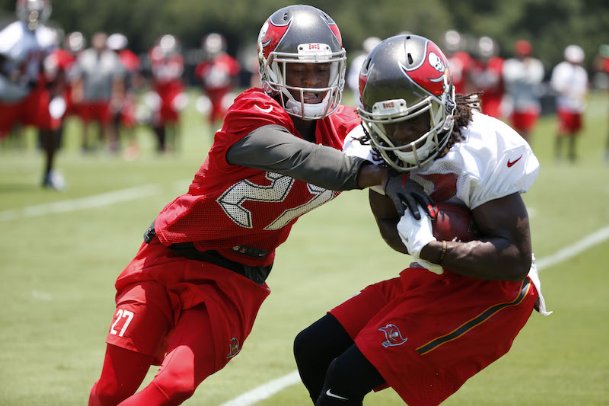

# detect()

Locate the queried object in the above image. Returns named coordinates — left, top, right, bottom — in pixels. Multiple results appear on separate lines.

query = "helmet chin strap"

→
left=285, top=99, right=328, bottom=119
left=284, top=91, right=331, bottom=120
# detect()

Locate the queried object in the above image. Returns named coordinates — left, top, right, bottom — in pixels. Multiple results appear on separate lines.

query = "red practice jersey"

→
left=195, top=54, right=241, bottom=91
left=154, top=88, right=360, bottom=267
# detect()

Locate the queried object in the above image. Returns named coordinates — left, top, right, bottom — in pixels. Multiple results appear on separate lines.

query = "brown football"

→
left=432, top=202, right=478, bottom=242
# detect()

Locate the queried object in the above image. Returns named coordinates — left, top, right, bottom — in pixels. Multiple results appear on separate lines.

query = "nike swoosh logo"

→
left=326, top=389, right=348, bottom=400
left=507, top=155, right=523, bottom=168
left=255, top=104, right=273, bottom=114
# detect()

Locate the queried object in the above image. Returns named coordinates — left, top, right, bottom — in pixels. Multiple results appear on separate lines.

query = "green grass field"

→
left=1, top=90, right=608, bottom=405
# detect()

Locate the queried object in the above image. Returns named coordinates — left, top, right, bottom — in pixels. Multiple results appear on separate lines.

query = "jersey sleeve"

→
left=342, top=126, right=382, bottom=163
left=466, top=117, right=540, bottom=209
left=222, top=89, right=292, bottom=138
left=228, top=124, right=366, bottom=190
left=209, top=89, right=295, bottom=170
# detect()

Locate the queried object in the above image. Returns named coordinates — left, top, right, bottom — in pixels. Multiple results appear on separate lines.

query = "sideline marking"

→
left=220, top=371, right=301, bottom=406
left=535, top=226, right=609, bottom=271
left=0, top=184, right=163, bottom=222
left=220, top=225, right=609, bottom=406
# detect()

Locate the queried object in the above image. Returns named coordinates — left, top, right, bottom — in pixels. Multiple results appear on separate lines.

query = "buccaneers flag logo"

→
left=379, top=323, right=408, bottom=348
left=399, top=40, right=450, bottom=97
left=258, top=19, right=290, bottom=60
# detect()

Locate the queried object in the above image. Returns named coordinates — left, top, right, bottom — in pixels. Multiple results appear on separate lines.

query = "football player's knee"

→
left=293, top=327, right=317, bottom=367
left=153, top=368, right=198, bottom=403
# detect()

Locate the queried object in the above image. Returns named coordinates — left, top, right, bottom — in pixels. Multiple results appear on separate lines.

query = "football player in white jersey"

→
left=294, top=34, right=549, bottom=406
left=0, top=0, right=65, bottom=189
left=550, top=44, right=589, bottom=162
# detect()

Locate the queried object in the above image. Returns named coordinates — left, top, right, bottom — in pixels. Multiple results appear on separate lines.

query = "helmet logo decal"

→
left=358, top=59, right=372, bottom=99
left=379, top=323, right=408, bottom=347
left=428, top=52, right=446, bottom=77
left=258, top=20, right=290, bottom=60
left=318, top=11, right=342, bottom=46
left=399, top=40, right=449, bottom=97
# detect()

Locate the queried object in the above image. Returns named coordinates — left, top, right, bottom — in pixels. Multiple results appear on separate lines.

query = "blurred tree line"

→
left=1, top=0, right=608, bottom=70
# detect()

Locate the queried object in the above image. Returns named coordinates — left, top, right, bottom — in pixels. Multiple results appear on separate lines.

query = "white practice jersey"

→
left=550, top=61, right=588, bottom=113
left=344, top=111, right=549, bottom=315
left=0, top=21, right=56, bottom=102
left=73, top=49, right=124, bottom=102
left=503, top=57, right=545, bottom=113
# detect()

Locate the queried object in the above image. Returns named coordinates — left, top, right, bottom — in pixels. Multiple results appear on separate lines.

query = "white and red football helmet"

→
left=257, top=5, right=346, bottom=120
left=358, top=34, right=456, bottom=172
left=65, top=31, right=85, bottom=53
left=202, top=33, right=226, bottom=58
left=16, top=0, right=51, bottom=30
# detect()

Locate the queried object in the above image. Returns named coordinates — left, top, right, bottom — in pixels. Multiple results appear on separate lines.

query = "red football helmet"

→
left=257, top=5, right=346, bottom=120
left=358, top=34, right=456, bottom=172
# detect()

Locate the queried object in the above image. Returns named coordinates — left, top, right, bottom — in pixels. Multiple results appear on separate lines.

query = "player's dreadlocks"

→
left=438, top=92, right=481, bottom=158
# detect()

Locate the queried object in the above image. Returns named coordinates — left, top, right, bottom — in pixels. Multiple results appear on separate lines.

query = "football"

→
left=432, top=202, right=478, bottom=242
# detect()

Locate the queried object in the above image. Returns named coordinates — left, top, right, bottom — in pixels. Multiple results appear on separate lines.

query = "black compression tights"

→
left=294, top=314, right=384, bottom=405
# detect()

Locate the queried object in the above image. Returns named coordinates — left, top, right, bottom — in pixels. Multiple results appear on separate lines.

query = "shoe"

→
left=42, top=170, right=66, bottom=191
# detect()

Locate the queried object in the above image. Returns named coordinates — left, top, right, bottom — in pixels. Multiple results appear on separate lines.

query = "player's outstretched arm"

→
left=227, top=125, right=387, bottom=191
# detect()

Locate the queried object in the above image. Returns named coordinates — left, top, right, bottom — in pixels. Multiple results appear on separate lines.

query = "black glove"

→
left=384, top=172, right=435, bottom=219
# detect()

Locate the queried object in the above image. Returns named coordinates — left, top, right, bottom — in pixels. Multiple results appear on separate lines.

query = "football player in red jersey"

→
left=148, top=34, right=185, bottom=153
left=195, top=32, right=241, bottom=133
left=294, top=34, right=550, bottom=406
left=469, top=36, right=505, bottom=119
left=88, top=5, right=401, bottom=405
left=0, top=0, right=64, bottom=189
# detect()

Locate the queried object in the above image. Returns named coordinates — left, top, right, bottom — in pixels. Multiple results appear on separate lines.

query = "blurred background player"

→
left=593, top=44, right=609, bottom=162
left=107, top=32, right=141, bottom=160
left=469, top=36, right=505, bottom=118
left=147, top=34, right=186, bottom=153
left=0, top=0, right=64, bottom=189
left=48, top=31, right=85, bottom=121
left=550, top=44, right=588, bottom=162
left=43, top=31, right=85, bottom=155
left=346, top=36, right=381, bottom=95
left=195, top=32, right=240, bottom=133
left=71, top=32, right=125, bottom=154
left=502, top=39, right=545, bottom=143
left=442, top=29, right=473, bottom=95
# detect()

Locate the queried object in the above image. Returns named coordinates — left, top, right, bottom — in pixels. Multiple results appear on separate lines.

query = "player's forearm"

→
left=356, top=162, right=387, bottom=189
left=228, top=125, right=377, bottom=191
left=420, top=238, right=531, bottom=281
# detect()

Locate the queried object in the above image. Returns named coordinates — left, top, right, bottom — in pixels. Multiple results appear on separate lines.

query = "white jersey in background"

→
left=344, top=111, right=549, bottom=315
left=503, top=57, right=545, bottom=113
left=73, top=48, right=124, bottom=102
left=550, top=61, right=588, bottom=113
left=0, top=21, right=56, bottom=102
